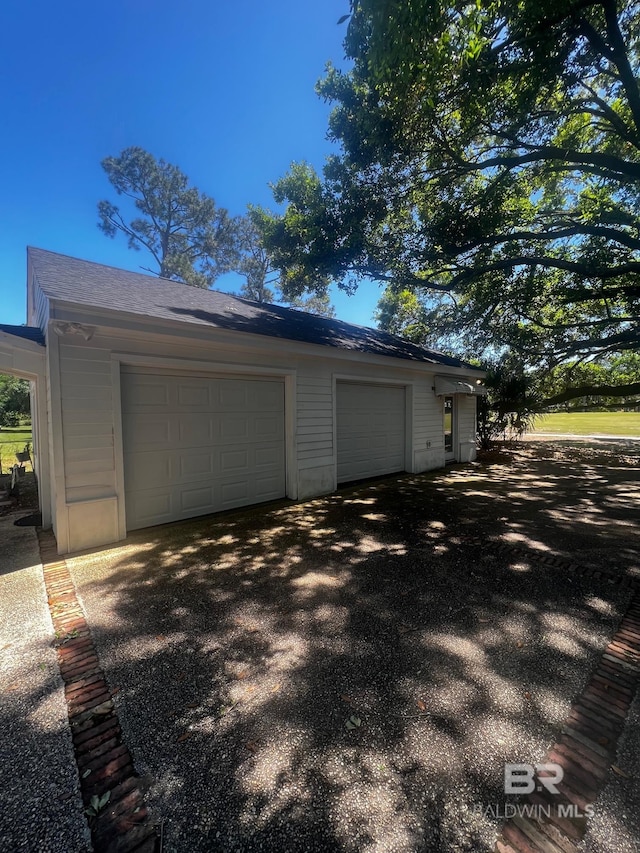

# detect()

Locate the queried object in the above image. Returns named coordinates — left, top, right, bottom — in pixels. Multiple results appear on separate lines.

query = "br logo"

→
left=504, top=763, right=564, bottom=795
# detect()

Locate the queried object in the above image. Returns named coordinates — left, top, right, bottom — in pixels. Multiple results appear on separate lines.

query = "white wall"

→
left=457, top=394, right=478, bottom=463
left=45, top=309, right=479, bottom=552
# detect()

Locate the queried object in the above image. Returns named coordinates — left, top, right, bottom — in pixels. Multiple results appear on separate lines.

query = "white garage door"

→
left=121, top=369, right=286, bottom=530
left=336, top=382, right=406, bottom=483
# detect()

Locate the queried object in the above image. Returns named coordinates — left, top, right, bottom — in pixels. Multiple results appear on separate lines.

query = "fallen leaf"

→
left=416, top=699, right=427, bottom=712
left=598, top=736, right=610, bottom=746
left=611, top=764, right=631, bottom=779
left=516, top=641, right=524, bottom=649
left=524, top=691, right=531, bottom=700
left=177, top=732, right=192, bottom=743
left=155, top=635, right=165, bottom=642
left=340, top=694, right=356, bottom=707
left=478, top=618, right=490, bottom=624
left=271, top=683, right=281, bottom=693
left=237, top=670, right=248, bottom=680
left=244, top=740, right=259, bottom=754
left=185, top=703, right=199, bottom=709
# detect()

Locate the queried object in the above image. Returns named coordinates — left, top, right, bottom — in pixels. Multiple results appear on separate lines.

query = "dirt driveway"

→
left=65, top=442, right=639, bottom=853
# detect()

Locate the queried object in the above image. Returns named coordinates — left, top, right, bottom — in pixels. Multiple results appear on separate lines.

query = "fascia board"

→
left=48, top=297, right=485, bottom=379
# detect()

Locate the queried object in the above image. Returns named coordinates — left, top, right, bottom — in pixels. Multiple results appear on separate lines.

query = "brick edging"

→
left=495, top=591, right=640, bottom=853
left=462, top=535, right=639, bottom=590
left=38, top=530, right=159, bottom=853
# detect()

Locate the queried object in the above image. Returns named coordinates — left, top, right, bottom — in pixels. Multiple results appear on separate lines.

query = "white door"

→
left=336, top=381, right=405, bottom=484
left=121, top=369, right=286, bottom=530
left=444, top=395, right=456, bottom=461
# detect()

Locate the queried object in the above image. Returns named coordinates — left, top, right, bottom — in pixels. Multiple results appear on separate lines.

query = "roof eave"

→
left=47, top=296, right=483, bottom=376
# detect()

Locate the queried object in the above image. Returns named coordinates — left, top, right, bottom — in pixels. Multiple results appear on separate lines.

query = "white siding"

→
left=413, top=380, right=444, bottom=450
left=50, top=315, right=480, bottom=551
left=32, top=281, right=50, bottom=334
left=296, top=372, right=333, bottom=471
left=59, top=344, right=116, bottom=504
left=457, top=394, right=478, bottom=462
left=457, top=395, right=477, bottom=442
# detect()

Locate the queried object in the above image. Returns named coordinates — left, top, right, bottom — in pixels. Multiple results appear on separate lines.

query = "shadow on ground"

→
left=65, top=443, right=639, bottom=853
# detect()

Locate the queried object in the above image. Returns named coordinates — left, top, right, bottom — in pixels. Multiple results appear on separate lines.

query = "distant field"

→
left=0, top=425, right=33, bottom=472
left=532, top=412, right=640, bottom=436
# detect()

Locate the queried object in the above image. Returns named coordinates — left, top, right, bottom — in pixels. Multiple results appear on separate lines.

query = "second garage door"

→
left=336, top=381, right=406, bottom=483
left=121, top=369, right=286, bottom=530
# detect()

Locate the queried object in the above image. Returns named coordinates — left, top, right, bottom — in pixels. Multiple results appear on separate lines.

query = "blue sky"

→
left=0, top=0, right=382, bottom=327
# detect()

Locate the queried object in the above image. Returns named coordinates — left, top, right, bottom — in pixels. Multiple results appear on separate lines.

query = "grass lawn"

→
left=532, top=411, right=640, bottom=436
left=0, top=425, right=33, bottom=472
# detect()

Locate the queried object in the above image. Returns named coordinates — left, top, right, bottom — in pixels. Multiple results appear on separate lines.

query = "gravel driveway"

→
left=63, top=442, right=639, bottom=853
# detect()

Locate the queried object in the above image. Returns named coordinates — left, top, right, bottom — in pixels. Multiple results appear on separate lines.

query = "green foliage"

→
left=269, top=1, right=640, bottom=405
left=85, top=790, right=110, bottom=818
left=477, top=365, right=540, bottom=450
left=0, top=375, right=30, bottom=427
left=288, top=292, right=336, bottom=318
left=234, top=207, right=278, bottom=303
left=98, top=147, right=238, bottom=288
left=536, top=352, right=640, bottom=408
left=234, top=205, right=336, bottom=317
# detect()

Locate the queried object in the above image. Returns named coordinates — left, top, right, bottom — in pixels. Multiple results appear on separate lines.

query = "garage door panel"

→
left=127, top=491, right=173, bottom=526
left=178, top=417, right=215, bottom=445
left=132, top=381, right=170, bottom=408
left=122, top=372, right=286, bottom=529
left=123, top=415, right=173, bottom=448
left=220, top=448, right=250, bottom=473
left=177, top=384, right=211, bottom=406
left=220, top=480, right=249, bottom=504
left=255, top=474, right=285, bottom=498
left=255, top=445, right=282, bottom=468
left=180, top=452, right=215, bottom=477
left=254, top=415, right=283, bottom=440
left=336, top=382, right=405, bottom=484
left=125, top=452, right=173, bottom=489
left=220, top=416, right=249, bottom=440
left=181, top=486, right=214, bottom=511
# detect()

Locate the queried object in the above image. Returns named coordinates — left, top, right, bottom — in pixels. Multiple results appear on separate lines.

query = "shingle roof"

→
left=0, top=323, right=45, bottom=346
left=28, top=247, right=480, bottom=370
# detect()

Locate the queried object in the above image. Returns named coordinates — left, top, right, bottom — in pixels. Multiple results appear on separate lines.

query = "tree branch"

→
left=541, top=381, right=640, bottom=406
left=454, top=146, right=640, bottom=180
left=448, top=255, right=640, bottom=287
left=602, top=0, right=640, bottom=135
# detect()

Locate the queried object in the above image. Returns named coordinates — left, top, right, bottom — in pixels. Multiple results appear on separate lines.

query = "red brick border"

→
left=39, top=530, right=158, bottom=853
left=495, top=592, right=640, bottom=853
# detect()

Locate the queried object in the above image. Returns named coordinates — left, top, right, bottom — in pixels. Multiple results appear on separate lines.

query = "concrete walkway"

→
left=0, top=511, right=90, bottom=852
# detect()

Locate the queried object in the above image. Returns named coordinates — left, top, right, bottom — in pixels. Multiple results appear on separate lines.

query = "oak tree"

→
left=268, top=0, right=640, bottom=405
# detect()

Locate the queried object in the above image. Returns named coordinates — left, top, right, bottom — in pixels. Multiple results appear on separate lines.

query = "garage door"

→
left=336, top=382, right=406, bottom=483
left=121, top=369, right=286, bottom=530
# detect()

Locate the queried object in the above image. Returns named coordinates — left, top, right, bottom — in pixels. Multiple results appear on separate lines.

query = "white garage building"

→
left=0, top=248, right=485, bottom=554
